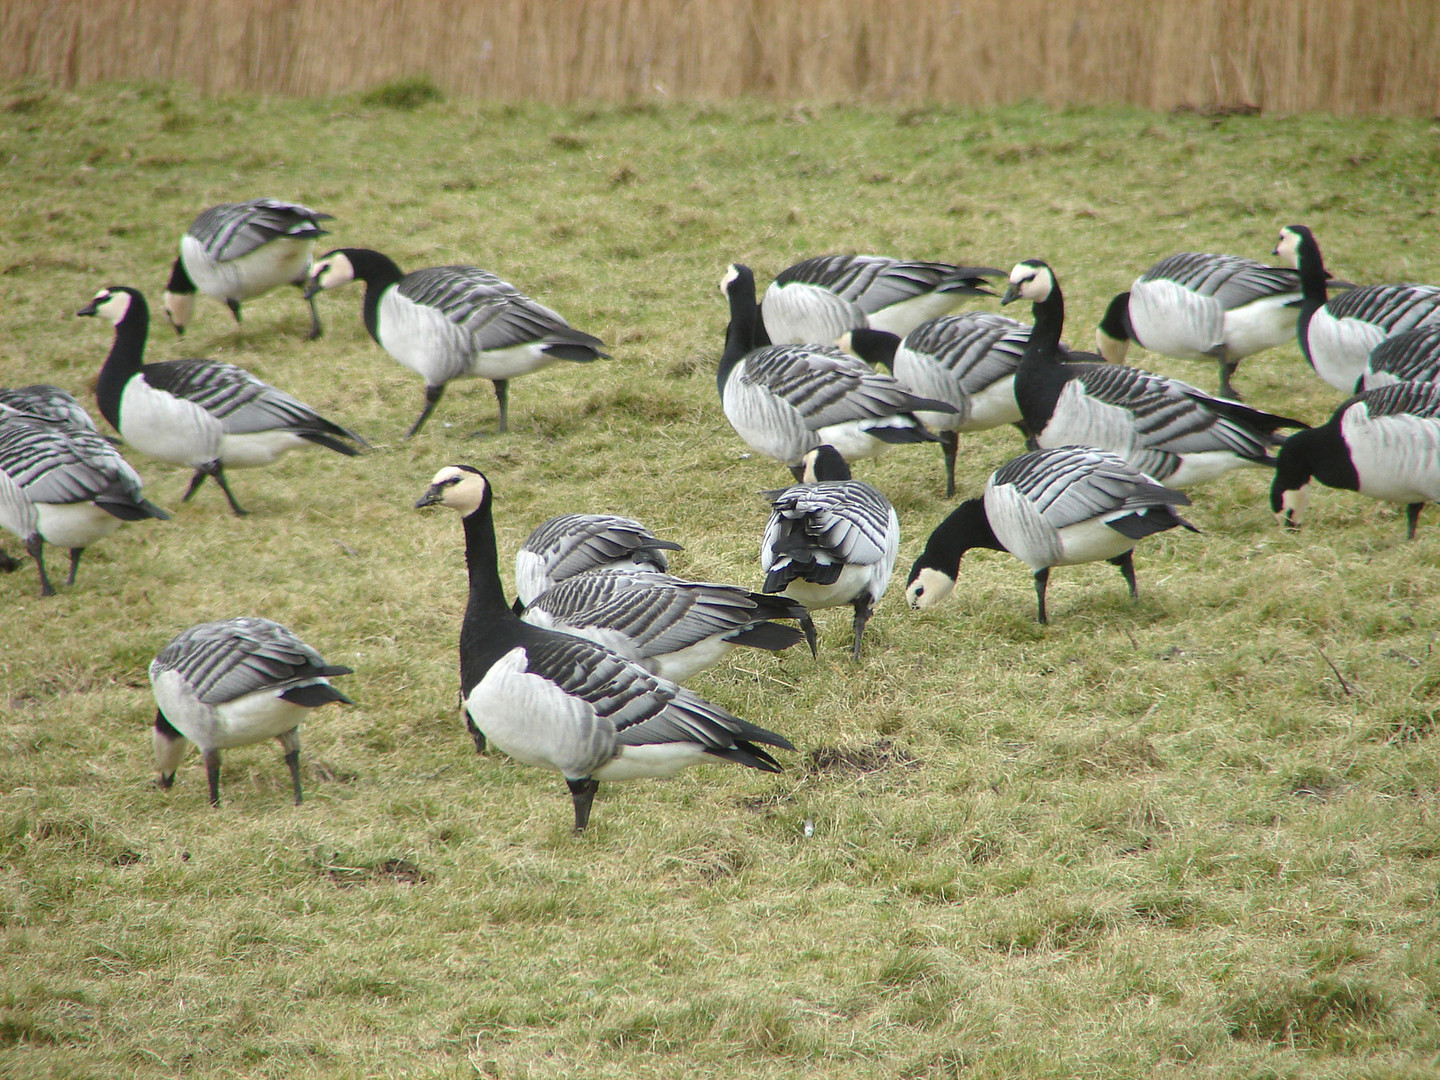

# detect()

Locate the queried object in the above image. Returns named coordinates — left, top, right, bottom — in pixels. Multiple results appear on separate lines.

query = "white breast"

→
left=120, top=378, right=222, bottom=466
left=34, top=501, right=125, bottom=548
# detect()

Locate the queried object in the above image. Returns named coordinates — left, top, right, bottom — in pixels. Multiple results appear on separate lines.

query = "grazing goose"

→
left=514, top=513, right=683, bottom=608
left=842, top=312, right=1043, bottom=496
left=163, top=198, right=332, bottom=339
left=1000, top=260, right=1306, bottom=487
left=304, top=248, right=608, bottom=437
left=761, top=254, right=1002, bottom=346
left=77, top=286, right=366, bottom=516
left=1358, top=325, right=1440, bottom=390
left=1271, top=381, right=1440, bottom=539
left=415, top=464, right=794, bottom=833
left=520, top=568, right=815, bottom=682
left=150, top=617, right=353, bottom=806
left=1095, top=252, right=1311, bottom=400
left=1275, top=225, right=1440, bottom=393
left=759, top=445, right=899, bottom=660
left=906, top=446, right=1197, bottom=624
left=0, top=412, right=169, bottom=596
left=720, top=264, right=956, bottom=479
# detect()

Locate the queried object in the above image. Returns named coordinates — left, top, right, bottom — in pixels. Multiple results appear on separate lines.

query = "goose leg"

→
left=1109, top=551, right=1139, bottom=600
left=26, top=534, right=55, bottom=597
left=799, top=613, right=818, bottom=659
left=405, top=385, right=446, bottom=439
left=1033, top=567, right=1051, bottom=624
left=226, top=298, right=242, bottom=323
left=208, top=464, right=248, bottom=517
left=202, top=748, right=223, bottom=806
left=464, top=709, right=487, bottom=754
left=278, top=728, right=303, bottom=805
left=297, top=283, right=324, bottom=340
left=182, top=469, right=208, bottom=501
left=850, top=593, right=875, bottom=661
left=1406, top=502, right=1423, bottom=540
left=1217, top=354, right=1242, bottom=401
left=493, top=380, right=510, bottom=434
left=940, top=431, right=959, bottom=498
left=567, top=776, right=599, bottom=833
left=66, top=547, right=83, bottom=587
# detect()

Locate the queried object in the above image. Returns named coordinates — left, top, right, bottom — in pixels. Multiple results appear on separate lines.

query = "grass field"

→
left=3, top=84, right=1440, bottom=1078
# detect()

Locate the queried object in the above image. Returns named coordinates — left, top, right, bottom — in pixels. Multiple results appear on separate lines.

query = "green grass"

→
left=3, top=83, right=1440, bottom=1078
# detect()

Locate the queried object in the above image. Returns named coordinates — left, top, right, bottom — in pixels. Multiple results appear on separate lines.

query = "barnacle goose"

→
left=150, top=617, right=352, bottom=806
left=759, top=445, right=899, bottom=660
left=1095, top=252, right=1310, bottom=400
left=163, top=199, right=332, bottom=339
left=1275, top=225, right=1440, bottom=393
left=1000, top=260, right=1306, bottom=487
left=907, top=446, right=1197, bottom=624
left=841, top=312, right=1043, bottom=496
left=761, top=254, right=1002, bottom=345
left=415, top=464, right=794, bottom=833
left=520, top=568, right=815, bottom=682
left=305, top=248, right=609, bottom=437
left=1358, top=325, right=1440, bottom=391
left=514, top=513, right=683, bottom=608
left=0, top=384, right=103, bottom=431
left=77, top=286, right=366, bottom=516
left=1272, top=381, right=1440, bottom=539
left=0, top=412, right=169, bottom=596
left=720, top=264, right=956, bottom=479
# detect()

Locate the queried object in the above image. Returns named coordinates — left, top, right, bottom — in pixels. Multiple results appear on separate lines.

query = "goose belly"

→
left=1052, top=518, right=1140, bottom=568
left=892, top=356, right=967, bottom=432
left=208, top=690, right=312, bottom=748
left=780, top=563, right=874, bottom=611
left=1128, top=280, right=1222, bottom=360
left=959, top=377, right=1021, bottom=430
left=722, top=377, right=814, bottom=466
left=813, top=421, right=889, bottom=462
left=218, top=429, right=311, bottom=468
left=866, top=293, right=968, bottom=338
left=184, top=235, right=315, bottom=300
left=1222, top=294, right=1300, bottom=358
left=594, top=742, right=711, bottom=781
left=643, top=638, right=737, bottom=683
left=468, top=343, right=562, bottom=381
left=119, top=380, right=222, bottom=466
left=464, top=648, right=615, bottom=778
left=1308, top=311, right=1385, bottom=392
left=1347, top=421, right=1440, bottom=504
left=1161, top=449, right=1261, bottom=488
left=35, top=501, right=124, bottom=548
left=378, top=294, right=479, bottom=385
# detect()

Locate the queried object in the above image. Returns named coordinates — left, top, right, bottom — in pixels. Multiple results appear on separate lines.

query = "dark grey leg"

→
left=66, top=547, right=83, bottom=587
left=940, top=431, right=959, bottom=498
left=1034, top=567, right=1051, bottom=624
left=203, top=748, right=223, bottom=806
left=405, top=385, right=446, bottom=439
left=789, top=463, right=806, bottom=482
left=297, top=283, right=324, bottom=340
left=465, top=710, right=487, bottom=754
left=226, top=298, right=242, bottom=323
left=209, top=465, right=248, bottom=517
left=1109, top=550, right=1139, bottom=599
left=1407, top=502, right=1423, bottom=540
left=1217, top=355, right=1241, bottom=400
left=493, top=380, right=510, bottom=434
left=278, top=728, right=303, bottom=805
left=26, top=534, right=55, bottom=597
left=799, top=613, right=818, bottom=658
left=850, top=594, right=875, bottom=661
left=182, top=469, right=208, bottom=501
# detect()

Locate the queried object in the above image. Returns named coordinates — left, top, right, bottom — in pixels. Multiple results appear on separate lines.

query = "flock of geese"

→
left=7, top=197, right=1440, bottom=832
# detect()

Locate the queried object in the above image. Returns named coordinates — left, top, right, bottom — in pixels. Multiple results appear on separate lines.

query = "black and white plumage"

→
left=720, top=264, right=956, bottom=479
left=304, top=248, right=608, bottom=437
left=163, top=199, right=332, bottom=339
left=514, top=513, right=683, bottom=608
left=415, top=465, right=794, bottom=833
left=0, top=384, right=103, bottom=431
left=842, top=312, right=1045, bottom=496
left=1275, top=225, right=1440, bottom=393
left=0, top=411, right=169, bottom=596
left=906, top=446, right=1197, bottom=624
left=1358, top=325, right=1440, bottom=391
left=1000, top=260, right=1306, bottom=488
left=759, top=445, right=899, bottom=660
left=77, top=286, right=365, bottom=516
left=519, top=568, right=814, bottom=682
left=1271, top=381, right=1440, bottom=540
left=1095, top=252, right=1310, bottom=399
left=150, top=617, right=353, bottom=806
left=760, top=254, right=1002, bottom=346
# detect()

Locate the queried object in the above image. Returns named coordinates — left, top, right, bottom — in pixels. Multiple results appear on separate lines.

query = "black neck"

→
left=1021, top=281, right=1066, bottom=366
left=915, top=498, right=1005, bottom=575
left=95, top=293, right=150, bottom=431
left=847, top=328, right=901, bottom=370
left=719, top=266, right=760, bottom=394
left=165, top=257, right=195, bottom=295
left=340, top=248, right=406, bottom=344
left=1292, top=232, right=1329, bottom=364
left=461, top=493, right=512, bottom=617
left=1097, top=292, right=1132, bottom=343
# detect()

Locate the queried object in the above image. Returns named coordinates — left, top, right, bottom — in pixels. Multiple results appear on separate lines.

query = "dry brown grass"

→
left=4, top=0, right=1440, bottom=114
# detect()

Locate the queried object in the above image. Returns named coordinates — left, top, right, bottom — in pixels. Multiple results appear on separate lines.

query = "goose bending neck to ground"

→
left=759, top=445, right=898, bottom=660
left=0, top=413, right=169, bottom=596
left=1000, top=260, right=1305, bottom=487
left=761, top=254, right=1002, bottom=345
left=77, top=286, right=365, bottom=516
left=416, top=465, right=794, bottom=833
left=720, top=264, right=956, bottom=479
left=1095, top=251, right=1311, bottom=400
left=1272, top=381, right=1440, bottom=539
left=514, top=513, right=682, bottom=608
left=1275, top=225, right=1440, bottom=393
left=163, top=198, right=332, bottom=339
left=907, top=446, right=1197, bottom=624
left=305, top=248, right=609, bottom=437
left=150, top=617, right=352, bottom=806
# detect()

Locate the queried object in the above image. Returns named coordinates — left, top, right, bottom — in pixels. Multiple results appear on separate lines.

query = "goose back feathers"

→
left=514, top=513, right=683, bottom=608
left=1359, top=325, right=1440, bottom=390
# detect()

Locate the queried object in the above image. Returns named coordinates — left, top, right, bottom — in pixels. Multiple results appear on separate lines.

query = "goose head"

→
left=303, top=250, right=358, bottom=300
left=1000, top=260, right=1056, bottom=306
left=1273, top=225, right=1317, bottom=272
left=77, top=286, right=144, bottom=326
left=416, top=464, right=489, bottom=517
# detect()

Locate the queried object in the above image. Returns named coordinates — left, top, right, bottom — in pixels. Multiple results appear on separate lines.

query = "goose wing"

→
left=991, top=446, right=1190, bottom=530
left=139, top=359, right=358, bottom=440
left=0, top=385, right=101, bottom=431
left=1141, top=253, right=1301, bottom=308
left=776, top=255, right=998, bottom=310
left=0, top=415, right=153, bottom=510
left=519, top=514, right=681, bottom=586
left=399, top=266, right=607, bottom=356
left=762, top=480, right=896, bottom=570
left=188, top=199, right=332, bottom=263
left=902, top=313, right=1030, bottom=393
left=740, top=345, right=949, bottom=428
left=1366, top=326, right=1440, bottom=385
left=152, top=617, right=350, bottom=705
left=1326, top=284, right=1440, bottom=334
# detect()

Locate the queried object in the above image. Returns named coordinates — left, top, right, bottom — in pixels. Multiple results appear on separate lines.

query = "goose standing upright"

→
left=150, top=617, right=353, bottom=806
left=163, top=198, right=332, bottom=339
left=1358, top=325, right=1440, bottom=390
left=1271, top=381, right=1440, bottom=539
left=719, top=264, right=956, bottom=479
left=1000, top=261, right=1306, bottom=487
left=906, top=446, right=1197, bottom=624
left=0, top=413, right=169, bottom=595
left=759, top=445, right=899, bottom=660
left=1275, top=225, right=1440, bottom=393
left=305, top=248, right=608, bottom=437
left=77, top=286, right=365, bottom=515
left=514, top=513, right=683, bottom=608
left=1095, top=251, right=1311, bottom=399
left=761, top=254, right=1002, bottom=345
left=415, top=465, right=794, bottom=833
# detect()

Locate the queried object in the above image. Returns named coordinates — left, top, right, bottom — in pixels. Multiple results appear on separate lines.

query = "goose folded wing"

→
left=155, top=619, right=349, bottom=704
left=530, top=517, right=681, bottom=582
left=1142, top=253, right=1300, bottom=306
left=0, top=420, right=133, bottom=505
left=743, top=347, right=950, bottom=426
left=773, top=483, right=894, bottom=565
left=190, top=200, right=331, bottom=262
left=1073, top=366, right=1273, bottom=457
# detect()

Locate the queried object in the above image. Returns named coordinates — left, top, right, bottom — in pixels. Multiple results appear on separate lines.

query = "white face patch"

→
left=1007, top=263, right=1052, bottom=303
left=905, top=566, right=956, bottom=610
left=1277, top=482, right=1311, bottom=529
left=719, top=264, right=742, bottom=297
left=424, top=465, right=488, bottom=516
left=1274, top=229, right=1301, bottom=268
left=162, top=290, right=194, bottom=331
left=311, top=252, right=355, bottom=291
left=93, top=289, right=132, bottom=324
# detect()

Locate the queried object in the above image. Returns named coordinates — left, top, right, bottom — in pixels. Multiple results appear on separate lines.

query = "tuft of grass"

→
left=359, top=76, right=444, bottom=111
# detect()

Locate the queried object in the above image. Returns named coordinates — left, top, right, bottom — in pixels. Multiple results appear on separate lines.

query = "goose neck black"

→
left=1292, top=233, right=1329, bottom=364
left=95, top=293, right=150, bottom=431
left=460, top=494, right=513, bottom=618
left=165, top=257, right=195, bottom=295
left=1097, top=293, right=1133, bottom=343
left=917, top=499, right=1004, bottom=574
left=1021, top=286, right=1065, bottom=366
left=719, top=267, right=760, bottom=393
left=343, top=249, right=405, bottom=345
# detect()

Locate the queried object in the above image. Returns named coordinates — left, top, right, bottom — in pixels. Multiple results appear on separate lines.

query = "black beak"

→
left=415, top=486, right=443, bottom=509
left=76, top=301, right=99, bottom=318
left=302, top=280, right=321, bottom=301
left=999, top=284, right=1020, bottom=306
